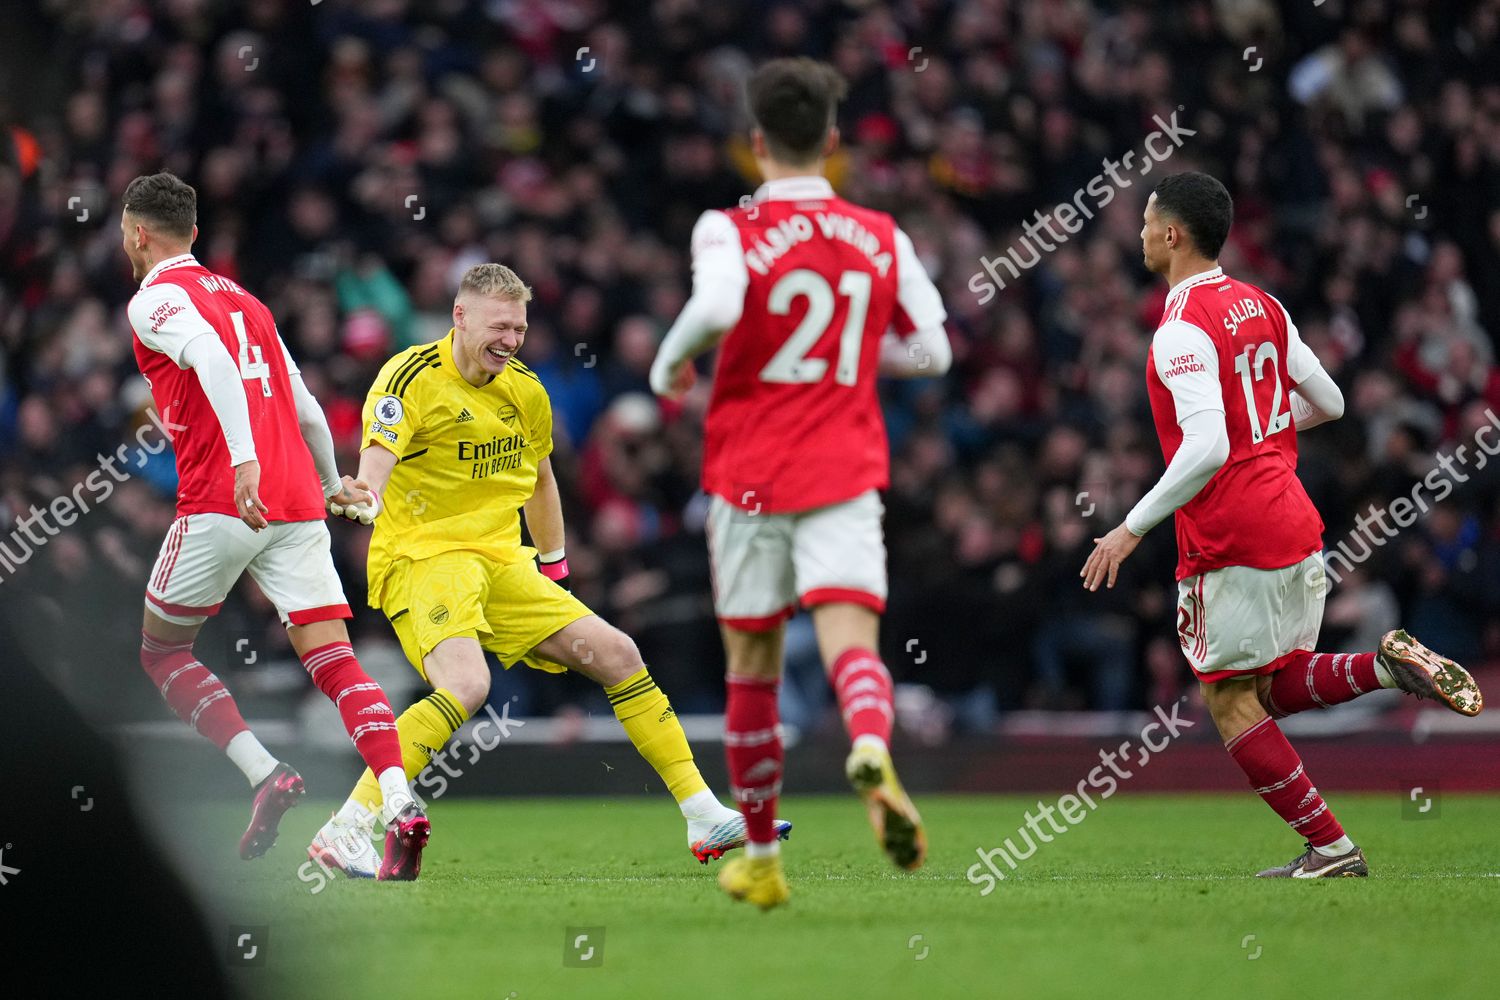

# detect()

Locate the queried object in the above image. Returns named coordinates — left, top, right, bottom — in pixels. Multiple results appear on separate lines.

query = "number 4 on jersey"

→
left=230, top=310, right=273, bottom=397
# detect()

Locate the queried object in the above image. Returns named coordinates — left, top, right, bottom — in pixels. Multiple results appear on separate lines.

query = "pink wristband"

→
left=539, top=558, right=569, bottom=581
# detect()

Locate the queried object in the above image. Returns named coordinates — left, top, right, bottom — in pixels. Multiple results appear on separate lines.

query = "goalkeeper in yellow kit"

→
left=305, top=264, right=787, bottom=878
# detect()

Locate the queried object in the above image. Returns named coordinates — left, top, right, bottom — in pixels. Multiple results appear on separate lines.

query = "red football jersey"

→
left=1146, top=268, right=1324, bottom=579
left=702, top=192, right=906, bottom=514
left=128, top=256, right=325, bottom=522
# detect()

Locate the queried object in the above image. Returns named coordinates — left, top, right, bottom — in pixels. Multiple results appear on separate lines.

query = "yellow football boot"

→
left=846, top=741, right=927, bottom=870
left=717, top=854, right=790, bottom=910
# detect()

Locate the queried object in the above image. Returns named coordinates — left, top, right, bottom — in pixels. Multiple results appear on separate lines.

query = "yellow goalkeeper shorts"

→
left=378, top=551, right=592, bottom=680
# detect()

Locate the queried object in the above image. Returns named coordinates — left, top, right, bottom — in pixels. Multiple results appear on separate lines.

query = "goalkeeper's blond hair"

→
left=458, top=263, right=532, bottom=303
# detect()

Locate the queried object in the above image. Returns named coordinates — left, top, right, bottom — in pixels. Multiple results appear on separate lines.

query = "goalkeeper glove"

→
left=328, top=486, right=381, bottom=525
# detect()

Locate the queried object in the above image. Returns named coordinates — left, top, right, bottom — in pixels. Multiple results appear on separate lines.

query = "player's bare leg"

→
left=420, top=636, right=493, bottom=715
left=533, top=615, right=789, bottom=865
left=716, top=621, right=791, bottom=908
left=140, top=607, right=302, bottom=859
left=812, top=602, right=925, bottom=871
left=1255, top=636, right=1483, bottom=720
left=1204, top=677, right=1366, bottom=877
left=288, top=618, right=428, bottom=881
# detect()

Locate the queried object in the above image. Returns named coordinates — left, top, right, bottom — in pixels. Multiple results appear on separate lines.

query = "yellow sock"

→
left=349, top=688, right=468, bottom=813
left=606, top=667, right=709, bottom=803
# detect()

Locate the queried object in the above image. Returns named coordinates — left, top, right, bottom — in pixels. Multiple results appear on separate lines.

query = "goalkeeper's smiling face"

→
left=452, top=292, right=528, bottom=384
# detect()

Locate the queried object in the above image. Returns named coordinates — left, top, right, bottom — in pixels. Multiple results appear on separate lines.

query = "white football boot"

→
left=688, top=802, right=792, bottom=863
left=307, top=809, right=379, bottom=879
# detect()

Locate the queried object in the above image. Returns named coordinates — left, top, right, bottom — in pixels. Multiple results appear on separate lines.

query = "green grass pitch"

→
left=201, top=793, right=1500, bottom=999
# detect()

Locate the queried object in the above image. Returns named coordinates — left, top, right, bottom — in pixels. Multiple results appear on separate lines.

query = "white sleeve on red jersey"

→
left=1153, top=320, right=1225, bottom=420
left=178, top=333, right=258, bottom=467
left=1125, top=408, right=1230, bottom=535
left=1289, top=364, right=1343, bottom=429
left=274, top=330, right=336, bottom=492
left=893, top=227, right=946, bottom=332
left=1267, top=294, right=1345, bottom=429
left=649, top=210, right=748, bottom=395
left=879, top=227, right=951, bottom=376
left=289, top=374, right=340, bottom=496
left=1123, top=321, right=1228, bottom=535
left=128, top=282, right=221, bottom=367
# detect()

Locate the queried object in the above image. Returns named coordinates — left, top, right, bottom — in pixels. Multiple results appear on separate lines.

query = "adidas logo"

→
left=358, top=702, right=393, bottom=716
left=658, top=706, right=676, bottom=723
left=412, top=741, right=443, bottom=760
left=456, top=408, right=475, bottom=422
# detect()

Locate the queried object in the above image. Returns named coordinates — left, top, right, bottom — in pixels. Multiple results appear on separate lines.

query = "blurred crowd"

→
left=4, top=0, right=1500, bottom=737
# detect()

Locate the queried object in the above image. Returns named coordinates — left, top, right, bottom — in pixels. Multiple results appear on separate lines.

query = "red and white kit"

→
left=669, top=177, right=947, bottom=629
left=128, top=254, right=348, bottom=625
left=1133, top=266, right=1330, bottom=680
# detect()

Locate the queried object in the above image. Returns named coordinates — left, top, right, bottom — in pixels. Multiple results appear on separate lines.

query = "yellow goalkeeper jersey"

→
left=361, top=330, right=554, bottom=609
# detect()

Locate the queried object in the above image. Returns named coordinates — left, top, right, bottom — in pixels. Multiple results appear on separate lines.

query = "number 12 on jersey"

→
left=230, top=310, right=273, bottom=397
left=759, top=268, right=872, bottom=387
left=1234, top=341, right=1290, bottom=443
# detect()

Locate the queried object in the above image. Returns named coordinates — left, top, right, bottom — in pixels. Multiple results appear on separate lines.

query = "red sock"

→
left=301, top=642, right=402, bottom=775
left=141, top=632, right=249, bottom=750
left=1265, top=651, right=1380, bottom=717
left=724, top=676, right=782, bottom=845
left=830, top=647, right=894, bottom=746
left=1225, top=716, right=1345, bottom=847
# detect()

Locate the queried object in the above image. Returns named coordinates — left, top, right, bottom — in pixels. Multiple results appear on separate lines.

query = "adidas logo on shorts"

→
left=456, top=408, right=475, bottom=422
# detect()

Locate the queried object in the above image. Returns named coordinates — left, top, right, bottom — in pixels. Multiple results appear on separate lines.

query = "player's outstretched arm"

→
left=650, top=210, right=746, bottom=399
left=523, top=457, right=569, bottom=583
left=286, top=369, right=380, bottom=522
left=287, top=372, right=343, bottom=499
left=328, top=444, right=397, bottom=525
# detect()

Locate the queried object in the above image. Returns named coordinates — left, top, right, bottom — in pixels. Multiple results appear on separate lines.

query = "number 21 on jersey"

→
left=759, top=268, right=872, bottom=387
left=1234, top=340, right=1290, bottom=443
